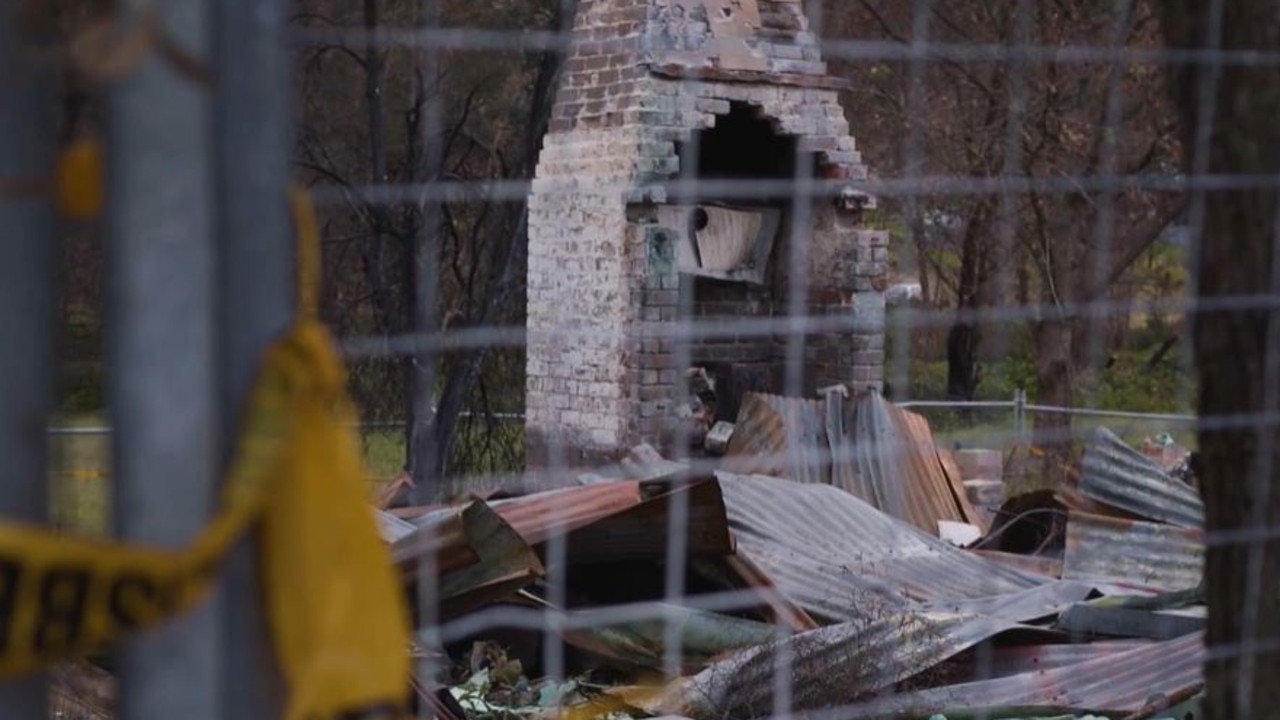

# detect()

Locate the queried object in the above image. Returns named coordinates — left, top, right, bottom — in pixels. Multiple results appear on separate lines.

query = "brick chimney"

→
left=525, top=0, right=888, bottom=466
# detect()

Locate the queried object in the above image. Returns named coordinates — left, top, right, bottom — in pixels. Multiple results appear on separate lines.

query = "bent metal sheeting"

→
left=715, top=472, right=1094, bottom=625
left=723, top=391, right=981, bottom=535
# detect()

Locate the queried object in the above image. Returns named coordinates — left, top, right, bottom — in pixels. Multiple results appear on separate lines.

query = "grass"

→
left=899, top=348, right=1197, bottom=494
left=48, top=414, right=525, bottom=535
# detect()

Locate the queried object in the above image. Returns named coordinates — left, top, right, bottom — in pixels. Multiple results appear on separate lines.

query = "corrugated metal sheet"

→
left=488, top=477, right=734, bottom=562
left=395, top=501, right=544, bottom=619
left=715, top=473, right=1092, bottom=625
left=920, top=580, right=1098, bottom=622
left=881, top=398, right=984, bottom=532
left=834, top=631, right=1204, bottom=719
left=671, top=612, right=1062, bottom=720
left=407, top=477, right=734, bottom=564
left=376, top=508, right=419, bottom=543
left=723, top=393, right=828, bottom=484
left=723, top=392, right=979, bottom=535
left=977, top=639, right=1152, bottom=679
left=1062, top=511, right=1203, bottom=592
left=486, top=481, right=649, bottom=544
left=719, top=552, right=819, bottom=631
left=971, top=549, right=1064, bottom=579
left=1080, top=426, right=1203, bottom=528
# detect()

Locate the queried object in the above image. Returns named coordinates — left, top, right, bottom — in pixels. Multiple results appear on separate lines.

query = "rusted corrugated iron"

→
left=395, top=501, right=544, bottom=620
left=489, top=476, right=734, bottom=562
left=716, top=472, right=1091, bottom=625
left=723, top=392, right=980, bottom=535
left=723, top=392, right=828, bottom=484
left=391, top=477, right=732, bottom=619
left=1080, top=426, right=1203, bottom=528
left=834, top=631, right=1204, bottom=719
left=664, top=612, right=1062, bottom=720
left=400, top=477, right=733, bottom=566
left=937, top=447, right=989, bottom=532
left=487, top=481, right=650, bottom=545
left=1062, top=511, right=1203, bottom=592
left=879, top=398, right=984, bottom=532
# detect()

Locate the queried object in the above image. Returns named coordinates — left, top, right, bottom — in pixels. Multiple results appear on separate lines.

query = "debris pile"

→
left=377, top=391, right=1205, bottom=720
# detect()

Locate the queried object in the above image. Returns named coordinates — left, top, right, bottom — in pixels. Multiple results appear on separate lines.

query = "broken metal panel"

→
left=1058, top=603, right=1206, bottom=641
left=396, top=501, right=545, bottom=620
left=555, top=477, right=734, bottom=562
left=722, top=393, right=826, bottom=484
left=871, top=397, right=980, bottom=533
left=831, top=631, right=1205, bottom=720
left=1079, top=426, right=1203, bottom=528
left=846, top=392, right=982, bottom=532
left=1062, top=512, right=1203, bottom=592
left=715, top=472, right=1061, bottom=625
left=667, top=612, right=1061, bottom=720
left=468, top=477, right=734, bottom=563
left=485, top=481, right=649, bottom=546
left=724, top=392, right=981, bottom=534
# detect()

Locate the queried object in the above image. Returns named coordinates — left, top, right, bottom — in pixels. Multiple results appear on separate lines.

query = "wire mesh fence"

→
left=3, top=0, right=1279, bottom=718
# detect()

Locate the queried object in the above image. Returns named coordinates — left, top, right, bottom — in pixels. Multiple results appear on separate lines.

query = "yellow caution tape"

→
left=0, top=141, right=413, bottom=719
left=57, top=139, right=105, bottom=219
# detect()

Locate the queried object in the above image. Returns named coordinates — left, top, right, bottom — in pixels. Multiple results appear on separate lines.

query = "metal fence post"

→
left=106, top=0, right=221, bottom=716
left=0, top=2, right=57, bottom=713
left=1013, top=389, right=1026, bottom=446
left=214, top=0, right=294, bottom=713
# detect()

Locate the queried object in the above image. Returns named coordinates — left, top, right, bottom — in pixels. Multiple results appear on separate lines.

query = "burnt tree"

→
left=1161, top=3, right=1280, bottom=719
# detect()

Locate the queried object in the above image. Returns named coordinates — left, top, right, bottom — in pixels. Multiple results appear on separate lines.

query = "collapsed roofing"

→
left=365, top=390, right=1206, bottom=720
left=65, top=389, right=1205, bottom=720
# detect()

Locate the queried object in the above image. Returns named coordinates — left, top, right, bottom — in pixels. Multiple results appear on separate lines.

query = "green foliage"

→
left=902, top=337, right=1196, bottom=453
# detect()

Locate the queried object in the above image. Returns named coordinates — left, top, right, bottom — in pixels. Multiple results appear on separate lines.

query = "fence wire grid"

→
left=2, top=0, right=1278, bottom=719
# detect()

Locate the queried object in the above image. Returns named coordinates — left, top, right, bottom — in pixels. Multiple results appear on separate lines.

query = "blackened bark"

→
left=946, top=210, right=989, bottom=403
left=1161, top=4, right=1280, bottom=719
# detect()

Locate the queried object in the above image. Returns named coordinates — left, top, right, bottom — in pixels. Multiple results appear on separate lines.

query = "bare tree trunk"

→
left=360, top=0, right=398, bottom=339
left=1031, top=316, right=1074, bottom=478
left=406, top=0, right=445, bottom=501
left=946, top=211, right=989, bottom=403
left=408, top=0, right=573, bottom=496
left=1161, top=4, right=1280, bottom=719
